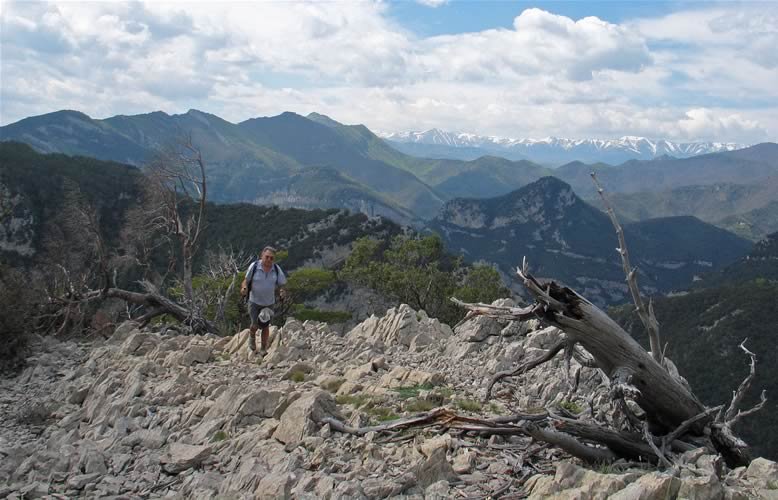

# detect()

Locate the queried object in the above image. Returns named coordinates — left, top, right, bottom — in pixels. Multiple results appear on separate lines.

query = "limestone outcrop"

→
left=1, top=303, right=775, bottom=499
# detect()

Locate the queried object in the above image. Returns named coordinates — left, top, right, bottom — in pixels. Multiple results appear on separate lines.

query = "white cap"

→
left=259, top=307, right=272, bottom=323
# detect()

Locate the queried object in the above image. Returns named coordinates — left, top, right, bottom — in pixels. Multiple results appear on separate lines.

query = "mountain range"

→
left=0, top=110, right=440, bottom=224
left=382, top=128, right=743, bottom=166
left=3, top=109, right=778, bottom=239
left=587, top=178, right=778, bottom=241
left=428, top=176, right=752, bottom=306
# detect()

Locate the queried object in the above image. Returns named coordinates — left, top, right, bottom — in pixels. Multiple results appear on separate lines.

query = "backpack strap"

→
left=246, top=259, right=259, bottom=293
left=247, top=260, right=283, bottom=289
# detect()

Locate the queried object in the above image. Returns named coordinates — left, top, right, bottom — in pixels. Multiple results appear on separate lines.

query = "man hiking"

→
left=240, top=246, right=287, bottom=356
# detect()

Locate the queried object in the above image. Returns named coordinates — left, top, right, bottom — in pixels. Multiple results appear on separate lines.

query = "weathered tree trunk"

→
left=539, top=285, right=706, bottom=433
left=102, top=285, right=216, bottom=334
left=453, top=262, right=754, bottom=467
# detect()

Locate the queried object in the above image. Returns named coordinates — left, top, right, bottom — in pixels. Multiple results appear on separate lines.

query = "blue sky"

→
left=387, top=1, right=684, bottom=36
left=1, top=0, right=776, bottom=143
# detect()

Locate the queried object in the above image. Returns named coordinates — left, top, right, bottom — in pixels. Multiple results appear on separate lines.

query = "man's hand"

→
left=240, top=280, right=248, bottom=297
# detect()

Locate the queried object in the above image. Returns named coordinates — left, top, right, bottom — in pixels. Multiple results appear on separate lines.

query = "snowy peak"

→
left=381, top=129, right=745, bottom=165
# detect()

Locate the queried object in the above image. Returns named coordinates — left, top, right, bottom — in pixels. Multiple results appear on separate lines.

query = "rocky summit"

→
left=2, top=303, right=777, bottom=499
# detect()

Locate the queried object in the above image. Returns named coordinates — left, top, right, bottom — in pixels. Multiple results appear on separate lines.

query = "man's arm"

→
left=241, top=263, right=254, bottom=297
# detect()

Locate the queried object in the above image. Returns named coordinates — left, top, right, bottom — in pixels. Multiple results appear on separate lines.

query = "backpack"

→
left=245, top=260, right=282, bottom=294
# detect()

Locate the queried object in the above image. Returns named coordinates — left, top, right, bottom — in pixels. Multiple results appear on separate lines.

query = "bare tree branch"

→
left=590, top=172, right=662, bottom=365
left=723, top=340, right=761, bottom=423
left=484, top=338, right=566, bottom=402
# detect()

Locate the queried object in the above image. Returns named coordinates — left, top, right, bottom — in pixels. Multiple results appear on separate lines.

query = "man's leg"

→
left=248, top=303, right=259, bottom=352
left=260, top=325, right=270, bottom=353
left=249, top=325, right=258, bottom=352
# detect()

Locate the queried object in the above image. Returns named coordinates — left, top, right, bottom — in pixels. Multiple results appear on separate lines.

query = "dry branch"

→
left=590, top=172, right=662, bottom=365
left=484, top=339, right=566, bottom=401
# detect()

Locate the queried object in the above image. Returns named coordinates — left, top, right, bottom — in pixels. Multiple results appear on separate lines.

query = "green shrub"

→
left=456, top=399, right=482, bottom=412
left=560, top=400, right=583, bottom=414
left=322, top=378, right=346, bottom=393
left=392, top=383, right=435, bottom=400
left=336, top=393, right=372, bottom=407
left=341, top=234, right=510, bottom=326
left=290, top=370, right=306, bottom=383
left=369, top=406, right=400, bottom=422
left=291, top=305, right=351, bottom=324
left=488, top=402, right=505, bottom=415
left=404, top=398, right=436, bottom=413
left=211, top=430, right=229, bottom=442
left=0, top=266, right=36, bottom=372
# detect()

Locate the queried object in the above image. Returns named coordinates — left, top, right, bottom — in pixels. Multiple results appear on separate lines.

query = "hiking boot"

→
left=259, top=348, right=268, bottom=358
left=248, top=334, right=257, bottom=352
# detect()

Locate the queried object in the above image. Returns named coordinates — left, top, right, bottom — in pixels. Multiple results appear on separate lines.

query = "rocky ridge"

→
left=1, top=302, right=777, bottom=499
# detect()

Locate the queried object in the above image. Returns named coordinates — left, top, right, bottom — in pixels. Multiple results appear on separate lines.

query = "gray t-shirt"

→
left=246, top=262, right=287, bottom=306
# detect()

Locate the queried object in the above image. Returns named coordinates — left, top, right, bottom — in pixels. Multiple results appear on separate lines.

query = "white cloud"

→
left=0, top=1, right=776, bottom=144
left=676, top=108, right=767, bottom=143
left=416, top=0, right=448, bottom=7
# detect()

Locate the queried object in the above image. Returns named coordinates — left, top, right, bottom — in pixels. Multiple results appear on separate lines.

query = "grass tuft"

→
left=456, top=399, right=482, bottom=412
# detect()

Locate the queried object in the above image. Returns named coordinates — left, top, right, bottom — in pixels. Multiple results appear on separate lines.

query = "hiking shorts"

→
left=249, top=302, right=274, bottom=328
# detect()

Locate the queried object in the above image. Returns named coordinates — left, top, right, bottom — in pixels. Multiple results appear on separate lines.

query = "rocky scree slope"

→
left=2, top=303, right=777, bottom=499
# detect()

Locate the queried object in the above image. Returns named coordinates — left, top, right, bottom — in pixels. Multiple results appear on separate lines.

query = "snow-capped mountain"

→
left=381, top=129, right=745, bottom=166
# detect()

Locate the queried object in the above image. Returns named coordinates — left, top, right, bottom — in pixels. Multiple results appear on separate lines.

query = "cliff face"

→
left=2, top=302, right=776, bottom=498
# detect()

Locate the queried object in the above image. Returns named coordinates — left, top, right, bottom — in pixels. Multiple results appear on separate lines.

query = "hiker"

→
left=240, top=246, right=287, bottom=355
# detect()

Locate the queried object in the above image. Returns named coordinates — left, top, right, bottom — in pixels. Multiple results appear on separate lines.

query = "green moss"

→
left=290, top=370, right=306, bottom=383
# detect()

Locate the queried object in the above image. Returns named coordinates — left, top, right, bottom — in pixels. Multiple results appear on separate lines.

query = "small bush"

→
left=488, top=402, right=505, bottom=415
left=392, top=383, right=435, bottom=400
left=456, top=399, right=482, bottom=412
left=369, top=406, right=400, bottom=422
left=211, top=430, right=229, bottom=442
left=290, top=370, right=306, bottom=383
left=404, top=398, right=436, bottom=413
left=559, top=400, right=583, bottom=414
left=0, top=266, right=37, bottom=372
left=291, top=305, right=352, bottom=324
left=322, top=378, right=346, bottom=393
left=336, top=393, right=372, bottom=407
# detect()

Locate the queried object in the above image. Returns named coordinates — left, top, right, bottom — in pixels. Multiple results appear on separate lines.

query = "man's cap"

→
left=259, top=307, right=273, bottom=323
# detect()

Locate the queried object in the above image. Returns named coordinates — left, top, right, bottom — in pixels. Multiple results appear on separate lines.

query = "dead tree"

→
left=36, top=138, right=219, bottom=336
left=447, top=174, right=763, bottom=468
left=143, top=136, right=208, bottom=319
left=203, top=246, right=246, bottom=329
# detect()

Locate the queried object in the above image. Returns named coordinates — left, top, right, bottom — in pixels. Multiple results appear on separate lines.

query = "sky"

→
left=1, top=0, right=777, bottom=144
